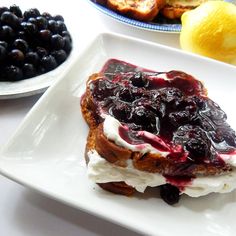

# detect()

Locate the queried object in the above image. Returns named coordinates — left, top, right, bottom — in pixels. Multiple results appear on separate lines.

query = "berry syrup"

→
left=87, top=59, right=236, bottom=201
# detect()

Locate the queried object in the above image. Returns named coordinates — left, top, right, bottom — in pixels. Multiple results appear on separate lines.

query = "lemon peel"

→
left=180, top=1, right=236, bottom=63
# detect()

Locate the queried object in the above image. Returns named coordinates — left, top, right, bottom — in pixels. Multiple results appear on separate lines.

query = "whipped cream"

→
left=87, top=150, right=236, bottom=197
left=103, top=115, right=170, bottom=156
left=103, top=115, right=236, bottom=166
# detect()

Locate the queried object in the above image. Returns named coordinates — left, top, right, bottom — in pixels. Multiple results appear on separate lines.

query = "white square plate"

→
left=1, top=33, right=236, bottom=236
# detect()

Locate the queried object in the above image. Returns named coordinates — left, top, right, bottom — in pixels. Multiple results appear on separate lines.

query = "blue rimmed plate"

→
left=88, top=0, right=235, bottom=33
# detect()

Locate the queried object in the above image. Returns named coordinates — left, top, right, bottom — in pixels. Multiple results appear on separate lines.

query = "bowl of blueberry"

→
left=0, top=4, right=73, bottom=99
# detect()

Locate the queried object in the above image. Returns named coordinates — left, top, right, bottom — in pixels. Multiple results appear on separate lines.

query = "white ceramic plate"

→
left=1, top=33, right=236, bottom=236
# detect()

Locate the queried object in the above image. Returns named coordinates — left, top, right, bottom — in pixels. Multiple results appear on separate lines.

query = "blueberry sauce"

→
left=87, top=59, right=236, bottom=204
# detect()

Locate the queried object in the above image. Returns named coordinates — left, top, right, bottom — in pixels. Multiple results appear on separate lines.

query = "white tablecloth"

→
left=0, top=1, right=180, bottom=235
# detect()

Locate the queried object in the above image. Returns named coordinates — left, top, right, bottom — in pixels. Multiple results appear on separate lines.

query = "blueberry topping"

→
left=89, top=60, right=236, bottom=169
left=160, top=184, right=180, bottom=205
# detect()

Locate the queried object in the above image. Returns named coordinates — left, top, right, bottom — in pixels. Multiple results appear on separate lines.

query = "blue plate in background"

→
left=88, top=0, right=235, bottom=33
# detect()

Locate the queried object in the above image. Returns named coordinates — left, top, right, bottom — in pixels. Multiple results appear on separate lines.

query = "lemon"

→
left=180, top=1, right=236, bottom=64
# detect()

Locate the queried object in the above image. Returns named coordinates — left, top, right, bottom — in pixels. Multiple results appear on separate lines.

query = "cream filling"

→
left=103, top=115, right=170, bottom=156
left=103, top=115, right=236, bottom=166
left=87, top=150, right=236, bottom=197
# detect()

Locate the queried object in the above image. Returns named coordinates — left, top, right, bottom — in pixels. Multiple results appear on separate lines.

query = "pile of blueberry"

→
left=0, top=5, right=72, bottom=81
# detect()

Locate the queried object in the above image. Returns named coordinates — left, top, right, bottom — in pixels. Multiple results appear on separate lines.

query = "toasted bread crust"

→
left=107, top=0, right=165, bottom=21
left=161, top=5, right=191, bottom=19
left=82, top=82, right=136, bottom=195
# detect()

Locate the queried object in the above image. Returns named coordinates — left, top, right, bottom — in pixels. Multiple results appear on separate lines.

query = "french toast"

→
left=81, top=59, right=236, bottom=204
left=106, top=0, right=166, bottom=21
left=161, top=0, right=209, bottom=19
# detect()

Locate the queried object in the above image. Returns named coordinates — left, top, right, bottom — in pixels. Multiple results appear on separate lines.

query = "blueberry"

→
left=110, top=103, right=131, bottom=122
left=37, top=66, right=46, bottom=74
left=21, top=22, right=38, bottom=35
left=48, top=20, right=58, bottom=33
left=63, top=36, right=72, bottom=53
left=51, top=34, right=65, bottom=49
left=160, top=87, right=183, bottom=104
left=57, top=20, right=67, bottom=32
left=61, top=31, right=72, bottom=41
left=0, top=7, right=9, bottom=16
left=0, top=41, right=8, bottom=48
left=3, top=65, right=23, bottom=81
left=0, top=45, right=6, bottom=61
left=12, top=39, right=29, bottom=53
left=1, top=11, right=20, bottom=28
left=0, top=25, right=15, bottom=40
left=53, top=15, right=64, bottom=22
left=220, top=127, right=236, bottom=147
left=36, top=47, right=48, bottom=58
left=36, top=16, right=48, bottom=29
left=9, top=5, right=22, bottom=18
left=51, top=49, right=67, bottom=64
left=17, top=31, right=27, bottom=40
left=185, top=138, right=209, bottom=161
left=22, top=63, right=36, bottom=78
left=132, top=106, right=156, bottom=126
left=91, top=79, right=116, bottom=100
left=25, top=52, right=39, bottom=65
left=160, top=184, right=180, bottom=205
left=130, top=72, right=148, bottom=87
left=8, top=49, right=25, bottom=65
left=41, top=12, right=52, bottom=20
left=118, top=87, right=134, bottom=102
left=39, top=29, right=52, bottom=42
left=41, top=55, right=57, bottom=71
left=28, top=17, right=37, bottom=25
left=168, top=110, right=192, bottom=127
left=23, top=8, right=40, bottom=19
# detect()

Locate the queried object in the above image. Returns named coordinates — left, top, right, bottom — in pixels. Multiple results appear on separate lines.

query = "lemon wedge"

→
left=180, top=1, right=236, bottom=64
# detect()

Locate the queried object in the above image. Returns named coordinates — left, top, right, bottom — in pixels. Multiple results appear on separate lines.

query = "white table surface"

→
left=0, top=1, right=180, bottom=235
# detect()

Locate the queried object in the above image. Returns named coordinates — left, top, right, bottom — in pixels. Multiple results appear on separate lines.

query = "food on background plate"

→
left=161, top=0, right=209, bottom=19
left=180, top=1, right=236, bottom=64
left=81, top=59, right=236, bottom=205
left=92, top=0, right=221, bottom=22
left=0, top=5, right=72, bottom=82
left=107, top=0, right=165, bottom=22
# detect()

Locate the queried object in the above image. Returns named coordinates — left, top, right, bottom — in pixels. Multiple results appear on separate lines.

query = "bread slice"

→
left=81, top=59, right=236, bottom=204
left=107, top=0, right=165, bottom=21
left=161, top=0, right=209, bottom=19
